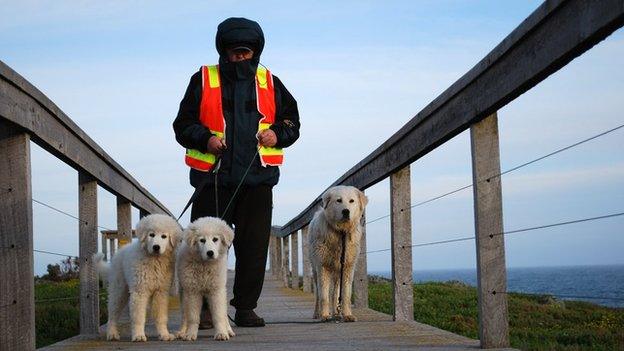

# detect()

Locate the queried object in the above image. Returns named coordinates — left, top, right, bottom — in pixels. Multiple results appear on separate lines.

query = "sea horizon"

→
left=370, top=264, right=624, bottom=308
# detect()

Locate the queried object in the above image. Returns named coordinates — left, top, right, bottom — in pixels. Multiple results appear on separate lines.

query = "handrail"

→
left=277, top=0, right=624, bottom=236
left=0, top=60, right=171, bottom=215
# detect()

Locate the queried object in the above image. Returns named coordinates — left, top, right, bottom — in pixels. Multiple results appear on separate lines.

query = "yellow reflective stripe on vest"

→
left=259, top=122, right=271, bottom=131
left=210, top=130, right=224, bottom=138
left=208, top=65, right=220, bottom=88
left=259, top=146, right=283, bottom=156
left=256, top=66, right=268, bottom=89
left=186, top=148, right=216, bottom=163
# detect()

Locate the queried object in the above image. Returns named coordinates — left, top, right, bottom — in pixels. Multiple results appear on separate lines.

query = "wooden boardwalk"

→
left=41, top=273, right=515, bottom=351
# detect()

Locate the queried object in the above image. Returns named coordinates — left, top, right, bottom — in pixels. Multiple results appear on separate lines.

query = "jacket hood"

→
left=216, top=17, right=265, bottom=64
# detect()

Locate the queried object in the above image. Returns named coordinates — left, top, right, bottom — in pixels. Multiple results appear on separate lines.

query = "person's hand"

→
left=257, top=129, right=277, bottom=147
left=207, top=136, right=227, bottom=154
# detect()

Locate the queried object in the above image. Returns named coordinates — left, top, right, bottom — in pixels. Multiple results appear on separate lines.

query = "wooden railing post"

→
left=274, top=235, right=282, bottom=278
left=78, top=172, right=99, bottom=335
left=100, top=232, right=107, bottom=260
left=353, top=207, right=368, bottom=308
left=470, top=112, right=510, bottom=348
left=268, top=233, right=275, bottom=275
left=0, top=124, right=35, bottom=350
left=390, top=165, right=414, bottom=321
left=109, top=237, right=116, bottom=257
left=282, top=236, right=290, bottom=287
left=116, top=197, right=132, bottom=248
left=301, top=225, right=313, bottom=293
left=290, top=231, right=299, bottom=289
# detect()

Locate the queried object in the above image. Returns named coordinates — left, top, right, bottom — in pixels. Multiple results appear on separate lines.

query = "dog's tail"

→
left=92, top=252, right=109, bottom=281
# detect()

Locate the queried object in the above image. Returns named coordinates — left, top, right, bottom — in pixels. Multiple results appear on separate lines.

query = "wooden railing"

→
left=0, top=60, right=171, bottom=350
left=268, top=0, right=624, bottom=348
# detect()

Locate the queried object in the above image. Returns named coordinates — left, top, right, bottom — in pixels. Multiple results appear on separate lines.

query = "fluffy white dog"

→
left=93, top=214, right=181, bottom=342
left=175, top=217, right=235, bottom=341
left=309, top=185, right=368, bottom=322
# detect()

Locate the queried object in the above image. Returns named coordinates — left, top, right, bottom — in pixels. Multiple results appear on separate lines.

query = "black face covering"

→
left=220, top=58, right=257, bottom=81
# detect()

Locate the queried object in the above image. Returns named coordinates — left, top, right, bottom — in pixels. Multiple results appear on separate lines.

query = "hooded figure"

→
left=173, top=17, right=300, bottom=327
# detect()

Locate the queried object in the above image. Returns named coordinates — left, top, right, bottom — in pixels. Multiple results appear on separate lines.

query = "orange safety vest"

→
left=185, top=65, right=284, bottom=171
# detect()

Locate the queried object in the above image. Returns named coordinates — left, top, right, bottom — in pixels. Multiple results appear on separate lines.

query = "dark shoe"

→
left=234, top=309, right=265, bottom=327
left=198, top=304, right=213, bottom=329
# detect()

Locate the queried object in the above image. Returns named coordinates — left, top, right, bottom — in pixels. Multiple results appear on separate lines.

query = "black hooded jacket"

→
left=173, top=17, right=300, bottom=188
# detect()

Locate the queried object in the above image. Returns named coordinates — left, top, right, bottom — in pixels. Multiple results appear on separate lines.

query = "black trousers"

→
left=190, top=183, right=273, bottom=310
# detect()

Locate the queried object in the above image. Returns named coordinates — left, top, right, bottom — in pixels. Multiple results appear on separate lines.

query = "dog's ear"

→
left=220, top=223, right=235, bottom=248
left=357, top=189, right=368, bottom=212
left=169, top=227, right=181, bottom=249
left=136, top=222, right=149, bottom=244
left=321, top=189, right=333, bottom=209
left=184, top=226, right=198, bottom=247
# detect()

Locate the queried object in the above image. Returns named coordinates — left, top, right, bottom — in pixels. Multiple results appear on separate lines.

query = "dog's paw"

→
left=320, top=313, right=332, bottom=322
left=214, top=331, right=231, bottom=341
left=313, top=311, right=320, bottom=319
left=159, top=333, right=176, bottom=341
left=180, top=331, right=197, bottom=341
left=131, top=333, right=147, bottom=342
left=106, top=329, right=120, bottom=341
left=343, top=314, right=357, bottom=322
left=175, top=330, right=185, bottom=339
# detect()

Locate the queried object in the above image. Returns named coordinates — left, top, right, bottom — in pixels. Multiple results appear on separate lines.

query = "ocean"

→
left=371, top=264, right=624, bottom=308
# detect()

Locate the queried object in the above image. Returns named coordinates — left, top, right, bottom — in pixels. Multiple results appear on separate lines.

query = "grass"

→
left=368, top=278, right=624, bottom=351
left=35, top=279, right=107, bottom=348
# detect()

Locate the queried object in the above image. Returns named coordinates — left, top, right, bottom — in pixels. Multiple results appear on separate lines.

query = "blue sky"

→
left=1, top=1, right=623, bottom=275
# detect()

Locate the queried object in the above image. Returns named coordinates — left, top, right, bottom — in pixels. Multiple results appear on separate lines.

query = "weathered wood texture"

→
left=273, top=234, right=282, bottom=278
left=101, top=234, right=107, bottom=260
left=0, top=123, right=35, bottom=350
left=0, top=61, right=170, bottom=216
left=470, top=113, right=510, bottom=348
left=301, top=225, right=313, bottom=293
left=390, top=166, right=414, bottom=321
left=79, top=173, right=99, bottom=335
left=109, top=239, right=116, bottom=257
left=353, top=209, right=368, bottom=308
left=277, top=0, right=624, bottom=236
left=282, top=236, right=290, bottom=287
left=290, top=231, right=299, bottom=289
left=116, top=197, right=132, bottom=247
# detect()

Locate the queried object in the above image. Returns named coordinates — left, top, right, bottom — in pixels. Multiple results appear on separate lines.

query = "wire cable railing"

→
left=364, top=211, right=624, bottom=255
left=365, top=122, right=624, bottom=225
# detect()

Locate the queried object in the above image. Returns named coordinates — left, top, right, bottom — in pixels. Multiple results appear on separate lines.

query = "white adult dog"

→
left=93, top=214, right=181, bottom=342
left=175, top=217, right=235, bottom=341
left=309, top=185, right=368, bottom=322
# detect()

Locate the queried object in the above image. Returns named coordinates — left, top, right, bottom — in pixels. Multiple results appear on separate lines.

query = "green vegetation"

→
left=35, top=279, right=107, bottom=348
left=368, top=278, right=624, bottom=351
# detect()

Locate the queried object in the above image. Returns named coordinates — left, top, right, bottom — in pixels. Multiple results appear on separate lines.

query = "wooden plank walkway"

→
left=41, top=273, right=515, bottom=350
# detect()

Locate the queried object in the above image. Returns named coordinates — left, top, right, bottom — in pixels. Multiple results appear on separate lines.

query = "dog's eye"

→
left=200, top=238, right=206, bottom=243
left=337, top=199, right=342, bottom=203
left=349, top=199, right=355, bottom=203
left=212, top=238, right=219, bottom=242
left=149, top=233, right=155, bottom=238
left=161, top=235, right=167, bottom=239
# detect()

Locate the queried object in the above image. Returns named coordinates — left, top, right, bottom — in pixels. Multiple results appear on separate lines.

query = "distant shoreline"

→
left=370, top=264, right=624, bottom=308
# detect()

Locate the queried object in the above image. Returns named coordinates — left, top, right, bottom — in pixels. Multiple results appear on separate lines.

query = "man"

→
left=173, top=17, right=300, bottom=327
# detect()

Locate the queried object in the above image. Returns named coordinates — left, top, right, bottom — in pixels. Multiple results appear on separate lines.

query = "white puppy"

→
left=309, top=185, right=368, bottom=322
left=93, top=214, right=181, bottom=342
left=176, top=217, right=235, bottom=341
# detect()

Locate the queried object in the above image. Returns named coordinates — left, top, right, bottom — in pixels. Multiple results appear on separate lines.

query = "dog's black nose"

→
left=207, top=250, right=214, bottom=257
left=342, top=209, right=350, bottom=218
left=153, top=245, right=160, bottom=251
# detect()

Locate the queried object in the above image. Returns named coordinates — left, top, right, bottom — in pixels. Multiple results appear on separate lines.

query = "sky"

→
left=1, top=0, right=623, bottom=276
